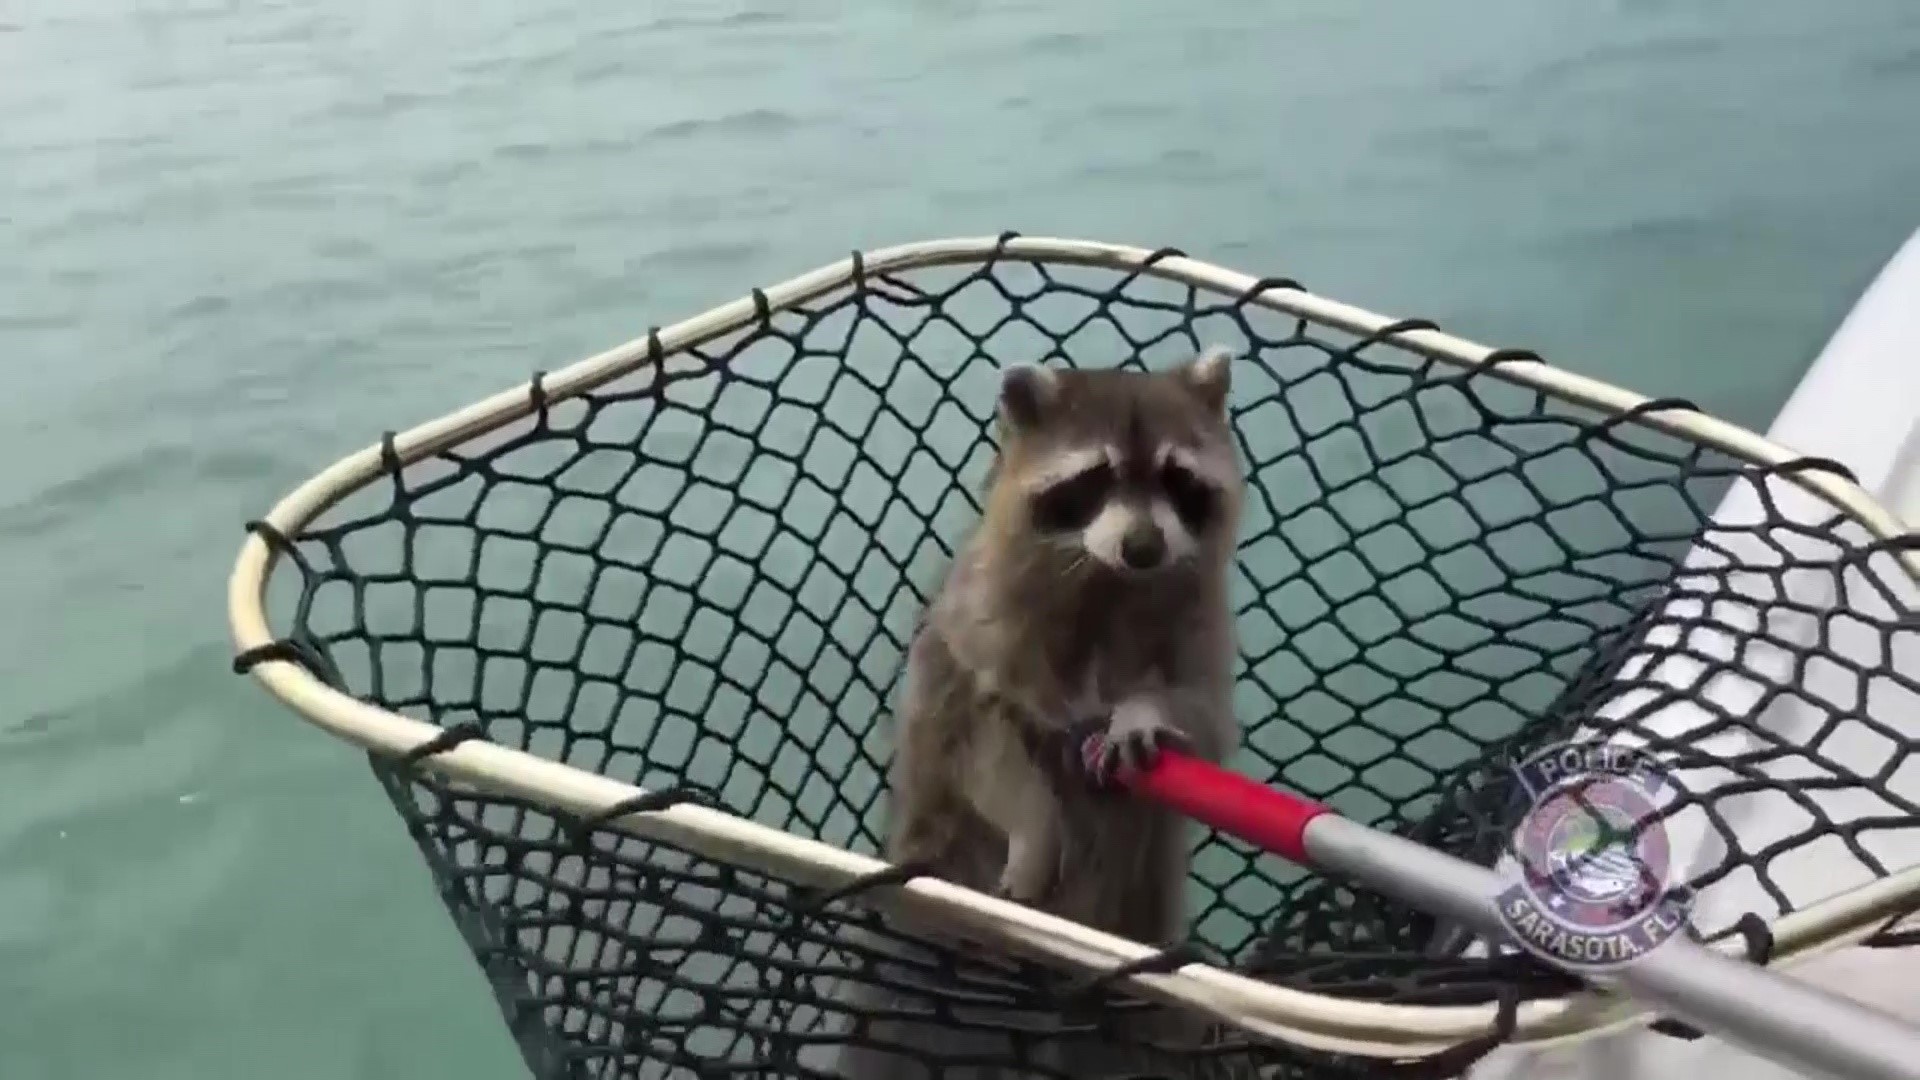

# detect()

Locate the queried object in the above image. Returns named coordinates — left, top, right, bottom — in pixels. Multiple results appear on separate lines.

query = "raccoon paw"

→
left=993, top=878, right=1045, bottom=907
left=1078, top=700, right=1189, bottom=790
left=995, top=829, right=1056, bottom=905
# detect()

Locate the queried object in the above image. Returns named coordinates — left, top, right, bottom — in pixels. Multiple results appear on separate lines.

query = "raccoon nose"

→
left=1120, top=522, right=1165, bottom=569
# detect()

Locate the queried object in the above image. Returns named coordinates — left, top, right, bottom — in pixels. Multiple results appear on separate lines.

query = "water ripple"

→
left=4, top=1, right=1920, bottom=1076
left=647, top=108, right=806, bottom=143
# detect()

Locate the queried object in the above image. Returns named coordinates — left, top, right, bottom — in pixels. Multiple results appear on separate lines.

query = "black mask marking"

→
left=1030, top=463, right=1115, bottom=532
left=1159, top=460, right=1217, bottom=534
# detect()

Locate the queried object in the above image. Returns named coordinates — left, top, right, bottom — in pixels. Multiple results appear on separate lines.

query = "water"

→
left=3, top=0, right=1919, bottom=1076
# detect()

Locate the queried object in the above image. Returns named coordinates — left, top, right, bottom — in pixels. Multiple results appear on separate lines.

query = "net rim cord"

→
left=225, top=233, right=1920, bottom=1059
left=234, top=233, right=1920, bottom=581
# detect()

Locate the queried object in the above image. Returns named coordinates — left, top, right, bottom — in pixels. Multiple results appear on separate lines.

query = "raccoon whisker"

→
left=1034, top=531, right=1090, bottom=570
left=1040, top=549, right=1085, bottom=583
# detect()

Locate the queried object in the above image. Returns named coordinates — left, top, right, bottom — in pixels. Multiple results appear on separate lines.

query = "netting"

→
left=234, top=236, right=1920, bottom=1080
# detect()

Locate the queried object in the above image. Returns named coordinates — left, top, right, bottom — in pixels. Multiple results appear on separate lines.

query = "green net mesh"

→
left=238, top=238, right=1920, bottom=1079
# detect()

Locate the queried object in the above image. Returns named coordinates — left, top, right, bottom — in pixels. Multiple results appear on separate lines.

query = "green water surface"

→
left=4, top=1, right=1920, bottom=1076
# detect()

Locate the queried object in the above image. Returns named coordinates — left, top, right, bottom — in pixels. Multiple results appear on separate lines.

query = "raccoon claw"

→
left=1100, top=722, right=1188, bottom=784
left=992, top=879, right=1044, bottom=906
left=1072, top=703, right=1188, bottom=791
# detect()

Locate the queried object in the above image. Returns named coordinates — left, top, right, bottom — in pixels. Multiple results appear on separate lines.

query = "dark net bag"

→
left=230, top=235, right=1920, bottom=1080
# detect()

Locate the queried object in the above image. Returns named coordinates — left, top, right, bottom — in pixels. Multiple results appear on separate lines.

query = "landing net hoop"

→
left=227, top=234, right=1920, bottom=1075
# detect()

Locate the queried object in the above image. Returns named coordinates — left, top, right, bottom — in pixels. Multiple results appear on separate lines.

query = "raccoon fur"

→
left=830, top=347, right=1247, bottom=1080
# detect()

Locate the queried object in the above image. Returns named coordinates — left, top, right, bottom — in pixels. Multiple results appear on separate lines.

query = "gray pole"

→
left=1301, top=814, right=1920, bottom=1080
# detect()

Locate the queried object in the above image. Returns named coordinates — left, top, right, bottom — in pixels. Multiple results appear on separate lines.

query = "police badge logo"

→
left=1496, top=742, right=1694, bottom=969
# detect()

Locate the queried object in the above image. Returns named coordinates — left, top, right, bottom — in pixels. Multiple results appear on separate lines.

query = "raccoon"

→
left=831, top=347, right=1246, bottom=1080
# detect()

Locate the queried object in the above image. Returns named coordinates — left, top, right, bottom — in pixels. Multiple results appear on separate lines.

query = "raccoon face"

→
left=1025, top=442, right=1226, bottom=571
left=998, top=349, right=1241, bottom=575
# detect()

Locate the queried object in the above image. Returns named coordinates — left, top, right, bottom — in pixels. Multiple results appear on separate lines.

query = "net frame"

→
left=225, top=233, right=1920, bottom=1065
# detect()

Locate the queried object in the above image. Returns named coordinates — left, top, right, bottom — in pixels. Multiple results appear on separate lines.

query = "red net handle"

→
left=1128, top=749, right=1330, bottom=865
left=1113, top=744, right=1920, bottom=1080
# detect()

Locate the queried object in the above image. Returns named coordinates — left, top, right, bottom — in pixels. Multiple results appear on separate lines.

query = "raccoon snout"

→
left=1082, top=501, right=1188, bottom=572
left=1119, top=521, right=1166, bottom=570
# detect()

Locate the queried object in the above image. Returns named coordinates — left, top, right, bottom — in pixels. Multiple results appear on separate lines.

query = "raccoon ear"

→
left=998, top=365, right=1059, bottom=430
left=1178, top=345, right=1234, bottom=413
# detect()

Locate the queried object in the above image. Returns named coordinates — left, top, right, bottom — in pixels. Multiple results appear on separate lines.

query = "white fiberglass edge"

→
left=1472, top=227, right=1920, bottom=1080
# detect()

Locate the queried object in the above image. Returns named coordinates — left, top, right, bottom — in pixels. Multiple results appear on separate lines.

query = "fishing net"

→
left=233, top=235, right=1920, bottom=1079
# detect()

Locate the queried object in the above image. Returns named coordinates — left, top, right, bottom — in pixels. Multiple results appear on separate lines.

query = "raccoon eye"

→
left=1160, top=462, right=1217, bottom=532
left=1030, top=464, right=1114, bottom=532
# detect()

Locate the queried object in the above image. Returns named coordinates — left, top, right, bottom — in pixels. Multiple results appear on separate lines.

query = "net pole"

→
left=1125, top=748, right=1920, bottom=1080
